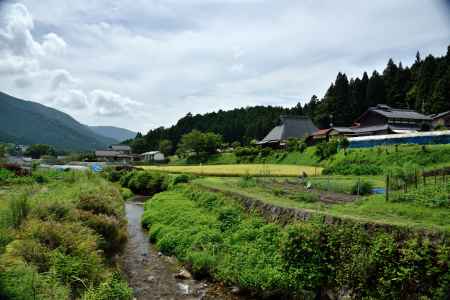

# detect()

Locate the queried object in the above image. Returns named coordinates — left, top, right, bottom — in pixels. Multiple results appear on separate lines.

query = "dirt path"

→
left=121, top=199, right=239, bottom=300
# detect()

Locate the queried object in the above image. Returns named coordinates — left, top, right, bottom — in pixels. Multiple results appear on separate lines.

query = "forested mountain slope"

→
left=0, top=92, right=116, bottom=150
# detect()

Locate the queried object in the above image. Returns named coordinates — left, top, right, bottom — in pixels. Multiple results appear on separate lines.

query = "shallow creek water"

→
left=122, top=199, right=240, bottom=300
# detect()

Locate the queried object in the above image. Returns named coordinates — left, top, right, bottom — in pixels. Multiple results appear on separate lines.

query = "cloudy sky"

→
left=0, top=0, right=449, bottom=133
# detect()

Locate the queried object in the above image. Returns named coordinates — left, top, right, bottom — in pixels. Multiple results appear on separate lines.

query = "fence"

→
left=385, top=169, right=450, bottom=202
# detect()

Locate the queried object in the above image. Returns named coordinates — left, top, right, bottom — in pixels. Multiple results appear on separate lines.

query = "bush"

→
left=82, top=273, right=132, bottom=300
left=121, top=188, right=134, bottom=200
left=78, top=211, right=127, bottom=256
left=124, top=171, right=168, bottom=195
left=350, top=180, right=373, bottom=195
left=172, top=174, right=190, bottom=185
left=33, top=174, right=48, bottom=184
left=8, top=194, right=30, bottom=228
left=294, top=192, right=319, bottom=203
left=315, top=140, right=339, bottom=161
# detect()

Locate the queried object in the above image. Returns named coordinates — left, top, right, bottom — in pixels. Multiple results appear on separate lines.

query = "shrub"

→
left=82, top=273, right=132, bottom=300
left=78, top=211, right=127, bottom=256
left=187, top=251, right=216, bottom=278
left=121, top=188, right=134, bottom=200
left=238, top=175, right=257, bottom=188
left=315, top=140, right=339, bottom=160
left=77, top=193, right=119, bottom=217
left=172, top=174, right=190, bottom=185
left=125, top=171, right=168, bottom=195
left=351, top=180, right=373, bottom=195
left=119, top=171, right=134, bottom=187
left=218, top=208, right=241, bottom=232
left=8, top=194, right=30, bottom=228
left=294, top=192, right=319, bottom=203
left=33, top=174, right=48, bottom=184
left=281, top=223, right=329, bottom=291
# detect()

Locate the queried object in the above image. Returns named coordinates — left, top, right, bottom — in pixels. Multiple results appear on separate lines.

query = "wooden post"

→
left=386, top=174, right=389, bottom=202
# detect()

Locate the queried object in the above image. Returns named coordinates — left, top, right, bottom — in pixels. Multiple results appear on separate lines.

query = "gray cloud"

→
left=0, top=0, right=449, bottom=132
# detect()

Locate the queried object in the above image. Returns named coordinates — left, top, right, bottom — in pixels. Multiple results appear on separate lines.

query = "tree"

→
left=204, top=132, right=222, bottom=154
left=24, top=144, right=56, bottom=159
left=130, top=138, right=147, bottom=154
left=177, top=130, right=223, bottom=158
left=158, top=139, right=173, bottom=157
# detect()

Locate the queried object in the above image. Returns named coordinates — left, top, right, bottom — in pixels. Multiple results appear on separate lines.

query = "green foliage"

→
left=315, top=140, right=338, bottom=161
left=159, top=139, right=173, bottom=156
left=24, top=144, right=56, bottom=159
left=7, top=194, right=30, bottom=229
left=121, top=187, right=134, bottom=200
left=171, top=174, right=191, bottom=185
left=0, top=170, right=131, bottom=299
left=324, top=144, right=450, bottom=175
left=123, top=171, right=168, bottom=195
left=142, top=186, right=450, bottom=298
left=82, top=274, right=132, bottom=300
left=177, top=130, right=223, bottom=159
left=350, top=180, right=373, bottom=195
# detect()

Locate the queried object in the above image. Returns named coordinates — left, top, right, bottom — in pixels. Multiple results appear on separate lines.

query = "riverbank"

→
left=121, top=198, right=240, bottom=300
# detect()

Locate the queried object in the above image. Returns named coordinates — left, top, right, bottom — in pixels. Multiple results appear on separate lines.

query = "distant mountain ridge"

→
left=88, top=126, right=136, bottom=142
left=0, top=91, right=117, bottom=150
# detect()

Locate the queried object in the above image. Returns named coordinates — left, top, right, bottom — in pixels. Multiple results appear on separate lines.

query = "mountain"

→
left=88, top=126, right=136, bottom=142
left=0, top=91, right=117, bottom=150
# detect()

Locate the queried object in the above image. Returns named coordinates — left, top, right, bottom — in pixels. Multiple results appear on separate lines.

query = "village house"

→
left=95, top=144, right=137, bottom=163
left=140, top=151, right=165, bottom=162
left=257, top=115, right=318, bottom=147
left=430, top=111, right=450, bottom=128
left=308, top=104, right=432, bottom=143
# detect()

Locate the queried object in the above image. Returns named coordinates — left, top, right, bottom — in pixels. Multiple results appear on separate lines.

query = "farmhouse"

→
left=258, top=115, right=318, bottom=147
left=109, top=144, right=131, bottom=154
left=430, top=111, right=450, bottom=128
left=95, top=144, right=135, bottom=162
left=309, top=105, right=432, bottom=142
left=353, top=104, right=431, bottom=132
left=141, top=151, right=165, bottom=162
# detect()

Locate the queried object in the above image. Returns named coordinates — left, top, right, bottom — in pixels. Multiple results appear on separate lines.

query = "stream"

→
left=122, top=199, right=240, bottom=300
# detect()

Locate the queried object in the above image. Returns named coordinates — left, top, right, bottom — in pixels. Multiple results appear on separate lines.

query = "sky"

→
left=0, top=1, right=449, bottom=133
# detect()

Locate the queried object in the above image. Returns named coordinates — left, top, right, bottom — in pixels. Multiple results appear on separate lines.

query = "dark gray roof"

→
left=368, top=105, right=430, bottom=121
left=258, top=115, right=318, bottom=144
left=430, top=111, right=450, bottom=120
left=332, top=124, right=419, bottom=136
left=110, top=144, right=131, bottom=151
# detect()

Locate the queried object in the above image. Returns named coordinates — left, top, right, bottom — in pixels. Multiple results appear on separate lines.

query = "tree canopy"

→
left=129, top=45, right=450, bottom=152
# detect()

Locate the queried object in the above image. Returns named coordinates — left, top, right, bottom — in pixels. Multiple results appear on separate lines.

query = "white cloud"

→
left=0, top=0, right=448, bottom=132
left=89, top=89, right=140, bottom=117
left=48, top=89, right=88, bottom=110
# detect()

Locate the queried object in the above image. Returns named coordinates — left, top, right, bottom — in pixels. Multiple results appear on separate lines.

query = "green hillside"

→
left=0, top=92, right=116, bottom=150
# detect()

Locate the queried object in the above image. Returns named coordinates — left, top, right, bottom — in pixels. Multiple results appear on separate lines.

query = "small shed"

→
left=141, top=151, right=165, bottom=162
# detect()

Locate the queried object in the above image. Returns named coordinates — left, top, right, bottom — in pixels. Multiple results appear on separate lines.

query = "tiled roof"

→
left=110, top=145, right=131, bottom=151
left=369, top=105, right=430, bottom=121
left=258, top=115, right=318, bottom=144
left=95, top=150, right=122, bottom=157
left=430, top=111, right=450, bottom=119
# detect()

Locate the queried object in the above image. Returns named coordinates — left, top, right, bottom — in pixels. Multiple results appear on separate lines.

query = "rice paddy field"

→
left=142, top=163, right=322, bottom=177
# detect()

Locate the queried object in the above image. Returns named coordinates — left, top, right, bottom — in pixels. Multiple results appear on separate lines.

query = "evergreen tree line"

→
left=130, top=45, right=450, bottom=153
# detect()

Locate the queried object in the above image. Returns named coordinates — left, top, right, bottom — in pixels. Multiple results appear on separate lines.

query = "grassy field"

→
left=142, top=186, right=450, bottom=298
left=0, top=169, right=132, bottom=299
left=195, top=176, right=450, bottom=231
left=142, top=163, right=322, bottom=177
